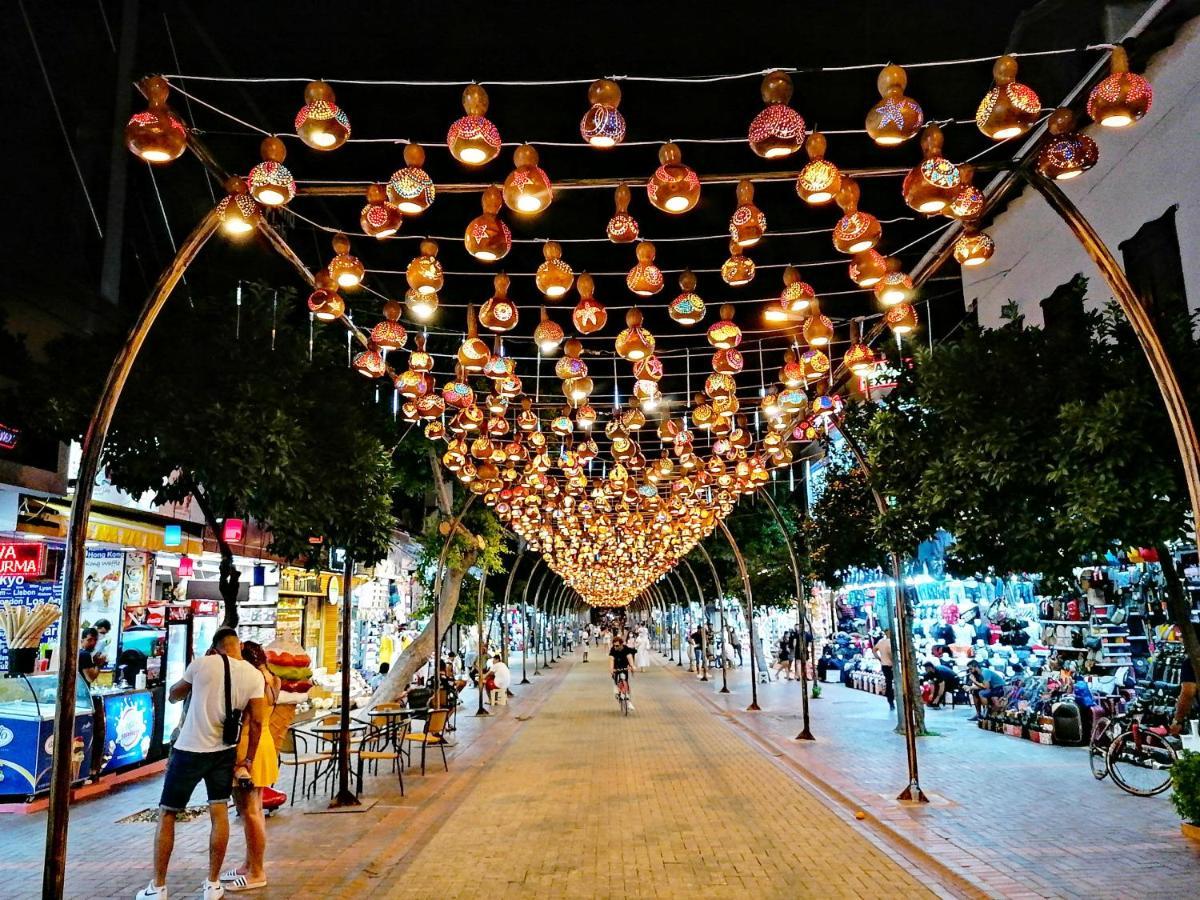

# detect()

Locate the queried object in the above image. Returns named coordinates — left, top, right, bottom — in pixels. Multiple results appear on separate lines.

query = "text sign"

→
left=0, top=542, right=47, bottom=577
left=0, top=422, right=18, bottom=451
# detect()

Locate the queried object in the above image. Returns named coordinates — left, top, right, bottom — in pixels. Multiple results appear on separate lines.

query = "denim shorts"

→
left=160, top=747, right=236, bottom=811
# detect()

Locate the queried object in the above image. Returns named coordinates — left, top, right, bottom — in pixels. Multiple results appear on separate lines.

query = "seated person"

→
left=922, top=661, right=961, bottom=708
left=368, top=661, right=390, bottom=692
left=966, top=660, right=1007, bottom=721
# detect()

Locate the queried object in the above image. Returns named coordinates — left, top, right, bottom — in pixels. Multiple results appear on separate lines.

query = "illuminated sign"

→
left=0, top=542, right=47, bottom=577
left=0, top=422, right=18, bottom=451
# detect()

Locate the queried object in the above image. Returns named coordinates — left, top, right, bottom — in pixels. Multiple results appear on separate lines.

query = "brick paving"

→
left=676, top=653, right=1200, bottom=900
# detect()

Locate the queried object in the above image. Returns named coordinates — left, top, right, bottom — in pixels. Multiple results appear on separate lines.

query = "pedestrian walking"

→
left=872, top=631, right=895, bottom=711
left=773, top=639, right=794, bottom=681
left=635, top=626, right=651, bottom=672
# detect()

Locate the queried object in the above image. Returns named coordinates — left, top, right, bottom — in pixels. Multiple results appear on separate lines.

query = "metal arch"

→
left=474, top=563, right=491, bottom=717
left=686, top=555, right=728, bottom=694
left=500, top=544, right=527, bottom=670
left=670, top=567, right=708, bottom=681
left=519, top=559, right=543, bottom=684
left=716, top=520, right=761, bottom=712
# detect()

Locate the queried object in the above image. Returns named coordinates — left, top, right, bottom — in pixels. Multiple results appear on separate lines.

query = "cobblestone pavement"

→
left=671, top=650, right=1200, bottom=900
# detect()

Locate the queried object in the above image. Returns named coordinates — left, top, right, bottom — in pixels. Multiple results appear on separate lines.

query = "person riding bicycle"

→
left=609, top=634, right=637, bottom=705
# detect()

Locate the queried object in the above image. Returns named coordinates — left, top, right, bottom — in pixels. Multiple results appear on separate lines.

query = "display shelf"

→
left=1039, top=619, right=1087, bottom=625
left=277, top=590, right=325, bottom=598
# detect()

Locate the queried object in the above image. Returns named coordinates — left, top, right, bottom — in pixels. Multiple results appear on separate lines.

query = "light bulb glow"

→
left=918, top=200, right=946, bottom=213
left=849, top=240, right=873, bottom=253
left=223, top=218, right=253, bottom=235
left=311, top=131, right=337, bottom=147
left=141, top=149, right=172, bottom=162
left=257, top=188, right=284, bottom=206
left=516, top=195, right=543, bottom=212
left=808, top=191, right=832, bottom=204
left=1101, top=114, right=1132, bottom=128
left=665, top=196, right=689, bottom=212
left=764, top=147, right=790, bottom=159
left=460, top=147, right=486, bottom=164
left=993, top=127, right=1022, bottom=140
left=336, top=272, right=360, bottom=288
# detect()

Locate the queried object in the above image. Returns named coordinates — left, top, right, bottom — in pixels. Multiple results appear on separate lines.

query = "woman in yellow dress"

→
left=222, top=641, right=280, bottom=892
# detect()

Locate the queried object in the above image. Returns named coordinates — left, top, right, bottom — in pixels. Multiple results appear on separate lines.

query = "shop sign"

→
left=100, top=691, right=153, bottom=773
left=0, top=422, right=19, bottom=451
left=0, top=542, right=46, bottom=577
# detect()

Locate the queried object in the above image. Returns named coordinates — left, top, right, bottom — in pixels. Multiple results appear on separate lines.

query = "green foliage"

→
left=805, top=439, right=886, bottom=586
left=1170, top=750, right=1200, bottom=825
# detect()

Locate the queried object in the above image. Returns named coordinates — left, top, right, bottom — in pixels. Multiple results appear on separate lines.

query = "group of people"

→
left=688, top=623, right=745, bottom=674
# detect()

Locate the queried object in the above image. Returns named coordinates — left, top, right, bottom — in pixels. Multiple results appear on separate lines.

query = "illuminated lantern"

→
left=572, top=273, right=607, bottom=334
left=874, top=258, right=915, bottom=307
left=387, top=143, right=436, bottom=214
left=844, top=321, right=876, bottom=375
left=946, top=164, right=984, bottom=220
left=1036, top=109, right=1098, bottom=181
left=580, top=78, right=626, bottom=147
left=177, top=555, right=195, bottom=577
left=647, top=143, right=700, bottom=214
left=408, top=334, right=434, bottom=373
left=479, top=273, right=519, bottom=333
left=705, top=372, right=736, bottom=400
left=1087, top=45, right=1152, bottom=128
left=556, top=339, right=588, bottom=380
left=902, top=124, right=960, bottom=214
left=633, top=355, right=663, bottom=382
left=729, top=179, right=766, bottom=247
left=712, top=348, right=744, bottom=375
left=503, top=144, right=553, bottom=214
left=707, top=305, right=742, bottom=350
left=458, top=305, right=491, bottom=372
left=748, top=70, right=805, bottom=159
left=216, top=177, right=260, bottom=237
left=849, top=249, right=887, bottom=288
left=780, top=266, right=815, bottom=316
left=832, top=179, right=881, bottom=254
left=801, top=349, right=830, bottom=380
left=443, top=367, right=475, bottom=409
left=306, top=272, right=345, bottom=322
left=616, top=308, right=655, bottom=361
left=721, top=240, right=755, bottom=287
left=464, top=186, right=512, bottom=261
left=447, top=84, right=501, bottom=166
left=865, top=65, right=924, bottom=146
left=247, top=137, right=295, bottom=207
left=669, top=270, right=706, bottom=326
left=953, top=228, right=995, bottom=267
left=626, top=242, right=664, bottom=296
left=294, top=80, right=351, bottom=150
left=370, top=299, right=409, bottom=349
left=796, top=132, right=841, bottom=204
left=327, top=232, right=364, bottom=289
left=803, top=307, right=834, bottom=347
left=778, top=350, right=805, bottom=388
left=353, top=344, right=387, bottom=378
left=535, top=241, right=574, bottom=299
left=405, top=287, right=438, bottom=322
left=360, top=184, right=402, bottom=238
left=886, top=303, right=919, bottom=335
left=606, top=182, right=640, bottom=243
left=222, top=518, right=245, bottom=542
left=977, top=55, right=1041, bottom=140
left=534, top=306, right=565, bottom=353
left=125, top=76, right=187, bottom=163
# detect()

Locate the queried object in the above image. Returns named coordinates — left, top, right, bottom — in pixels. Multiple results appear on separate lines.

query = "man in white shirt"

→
left=873, top=631, right=896, bottom=712
left=138, top=628, right=266, bottom=900
left=485, top=654, right=512, bottom=705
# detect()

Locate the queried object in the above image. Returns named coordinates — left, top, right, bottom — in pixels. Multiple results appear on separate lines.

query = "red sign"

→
left=0, top=422, right=18, bottom=451
left=0, top=541, right=46, bottom=577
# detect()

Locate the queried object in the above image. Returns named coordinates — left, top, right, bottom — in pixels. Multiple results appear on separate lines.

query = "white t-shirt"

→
left=174, top=654, right=264, bottom=753
left=489, top=662, right=512, bottom=690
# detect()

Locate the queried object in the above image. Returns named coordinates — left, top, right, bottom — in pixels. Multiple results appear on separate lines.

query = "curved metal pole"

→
left=519, top=560, right=542, bottom=684
left=1022, top=169, right=1200, bottom=682
left=671, top=568, right=707, bottom=681
left=475, top=566, right=490, bottom=717
left=429, top=493, right=480, bottom=682
left=545, top=582, right=566, bottom=667
left=838, top=422, right=927, bottom=803
left=662, top=573, right=691, bottom=672
left=43, top=208, right=220, bottom=899
left=716, top=520, right=760, bottom=711
left=500, top=546, right=526, bottom=672
left=531, top=571, right=548, bottom=677
left=687, top=555, right=728, bottom=694
left=760, top=492, right=814, bottom=740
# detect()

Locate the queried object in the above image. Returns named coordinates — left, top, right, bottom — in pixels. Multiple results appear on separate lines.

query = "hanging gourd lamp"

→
left=294, top=80, right=351, bottom=150
left=370, top=299, right=409, bottom=349
left=503, top=144, right=553, bottom=214
left=844, top=320, right=876, bottom=375
left=647, top=143, right=700, bottom=214
left=479, top=272, right=519, bottom=333
left=976, top=55, right=1041, bottom=140
left=405, top=240, right=443, bottom=297
left=778, top=349, right=805, bottom=388
left=564, top=372, right=595, bottom=407
left=306, top=271, right=344, bottom=322
left=443, top=367, right=474, bottom=410
left=387, top=143, right=436, bottom=214
left=1036, top=108, right=1099, bottom=181
left=216, top=176, right=260, bottom=237
left=626, top=242, right=664, bottom=296
left=875, top=257, right=915, bottom=307
left=945, top=164, right=984, bottom=220
left=803, top=305, right=834, bottom=347
left=458, top=305, right=491, bottom=372
left=534, top=306, right=564, bottom=354
left=465, top=186, right=512, bottom=261
left=795, top=132, right=841, bottom=204
left=707, top=305, right=742, bottom=350
left=616, top=308, right=655, bottom=361
left=405, top=288, right=438, bottom=322
left=576, top=402, right=597, bottom=429
left=729, top=179, right=766, bottom=247
left=865, top=65, right=924, bottom=146
left=327, top=233, right=364, bottom=289
left=580, top=78, right=626, bottom=147
left=848, top=249, right=887, bottom=288
left=353, top=344, right=387, bottom=379
left=902, top=123, right=961, bottom=214
left=801, top=348, right=830, bottom=381
left=125, top=76, right=187, bottom=163
left=360, top=184, right=402, bottom=238
left=1088, top=45, right=1152, bottom=127
left=535, top=241, right=574, bottom=299
left=669, top=270, right=706, bottom=326
left=447, top=84, right=502, bottom=165
left=607, top=182, right=639, bottom=243
left=483, top=337, right=515, bottom=381
left=712, top=346, right=744, bottom=375
left=886, top=303, right=919, bottom=335
left=395, top=364, right=428, bottom=400
left=633, top=355, right=664, bottom=383
left=748, top=70, right=805, bottom=159
left=831, top=179, right=881, bottom=254
left=953, top=227, right=995, bottom=267
left=247, top=136, right=295, bottom=207
left=572, top=273, right=607, bottom=334
left=721, top=240, right=755, bottom=287
left=409, top=334, right=434, bottom=373
left=556, top=338, right=588, bottom=381
left=780, top=266, right=816, bottom=316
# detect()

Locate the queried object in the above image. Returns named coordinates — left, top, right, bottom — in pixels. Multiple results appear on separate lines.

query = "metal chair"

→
left=402, top=708, right=451, bottom=775
left=278, top=726, right=332, bottom=804
left=356, top=720, right=407, bottom=796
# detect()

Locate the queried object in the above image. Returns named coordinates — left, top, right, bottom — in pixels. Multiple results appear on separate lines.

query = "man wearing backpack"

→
left=138, top=628, right=266, bottom=900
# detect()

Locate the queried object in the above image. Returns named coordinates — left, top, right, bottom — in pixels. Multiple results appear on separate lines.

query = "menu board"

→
left=80, top=548, right=124, bottom=664
left=0, top=541, right=64, bottom=672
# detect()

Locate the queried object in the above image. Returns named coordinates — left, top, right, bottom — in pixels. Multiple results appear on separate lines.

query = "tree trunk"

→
left=186, top=475, right=240, bottom=628
left=1157, top=543, right=1200, bottom=690
left=369, top=562, right=471, bottom=705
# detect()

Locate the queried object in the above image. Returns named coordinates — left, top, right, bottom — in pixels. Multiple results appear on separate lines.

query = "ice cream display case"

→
left=0, top=672, right=94, bottom=798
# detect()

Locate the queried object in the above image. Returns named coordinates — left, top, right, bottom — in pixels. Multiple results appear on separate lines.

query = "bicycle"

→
left=614, top=671, right=631, bottom=716
left=1088, top=692, right=1181, bottom=796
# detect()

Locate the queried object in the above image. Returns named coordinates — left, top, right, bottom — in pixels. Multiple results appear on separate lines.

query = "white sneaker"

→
left=202, top=881, right=225, bottom=900
left=135, top=883, right=167, bottom=900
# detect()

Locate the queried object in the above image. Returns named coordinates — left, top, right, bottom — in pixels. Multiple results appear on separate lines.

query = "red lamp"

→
left=177, top=555, right=195, bottom=577
left=222, top=518, right=245, bottom=542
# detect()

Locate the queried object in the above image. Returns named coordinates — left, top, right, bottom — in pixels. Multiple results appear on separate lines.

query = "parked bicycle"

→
left=1089, top=691, right=1181, bottom=796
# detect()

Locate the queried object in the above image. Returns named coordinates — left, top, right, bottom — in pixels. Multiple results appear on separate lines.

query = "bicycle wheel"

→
left=1088, top=717, right=1110, bottom=781
left=1106, top=729, right=1178, bottom=796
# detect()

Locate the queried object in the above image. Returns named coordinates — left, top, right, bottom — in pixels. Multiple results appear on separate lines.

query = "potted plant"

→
left=1169, top=750, right=1200, bottom=841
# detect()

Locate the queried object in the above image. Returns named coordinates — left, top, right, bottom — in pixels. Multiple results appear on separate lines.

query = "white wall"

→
left=965, top=16, right=1200, bottom=327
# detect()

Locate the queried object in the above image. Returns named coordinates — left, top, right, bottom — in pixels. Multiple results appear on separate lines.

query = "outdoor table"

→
left=299, top=718, right=368, bottom=795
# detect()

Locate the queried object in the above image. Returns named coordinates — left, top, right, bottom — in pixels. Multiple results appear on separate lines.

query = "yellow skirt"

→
left=238, top=710, right=281, bottom=788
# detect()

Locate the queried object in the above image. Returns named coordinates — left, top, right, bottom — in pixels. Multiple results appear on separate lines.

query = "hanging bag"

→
left=221, top=654, right=242, bottom=746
